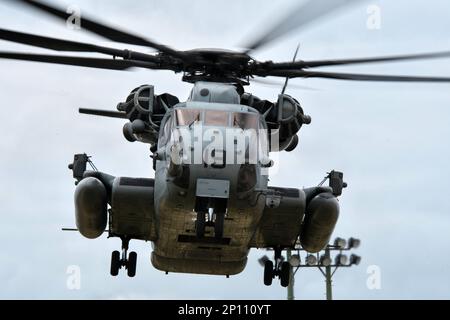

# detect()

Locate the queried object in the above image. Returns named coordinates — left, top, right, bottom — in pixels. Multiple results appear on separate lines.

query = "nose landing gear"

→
left=195, top=210, right=225, bottom=239
left=110, top=237, right=137, bottom=277
left=263, top=247, right=291, bottom=287
left=196, top=211, right=206, bottom=238
left=194, top=196, right=227, bottom=239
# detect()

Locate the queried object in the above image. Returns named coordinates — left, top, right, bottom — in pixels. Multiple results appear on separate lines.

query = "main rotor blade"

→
left=79, top=108, right=127, bottom=119
left=251, top=77, right=318, bottom=91
left=0, top=28, right=160, bottom=63
left=241, top=0, right=359, bottom=53
left=266, top=70, right=450, bottom=82
left=14, top=0, right=184, bottom=59
left=272, top=51, right=450, bottom=69
left=0, top=52, right=157, bottom=70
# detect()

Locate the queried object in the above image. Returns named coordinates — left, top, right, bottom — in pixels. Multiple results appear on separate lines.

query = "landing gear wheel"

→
left=280, top=261, right=291, bottom=287
left=127, top=251, right=137, bottom=277
left=214, top=212, right=224, bottom=239
left=196, top=212, right=206, bottom=238
left=110, top=250, right=120, bottom=276
left=264, top=260, right=274, bottom=286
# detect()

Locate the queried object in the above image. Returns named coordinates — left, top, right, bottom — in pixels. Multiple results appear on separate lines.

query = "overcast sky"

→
left=0, top=0, right=450, bottom=299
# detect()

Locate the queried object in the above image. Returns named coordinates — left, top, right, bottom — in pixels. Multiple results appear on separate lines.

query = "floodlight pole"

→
left=281, top=237, right=360, bottom=300
left=286, top=249, right=295, bottom=300
left=324, top=247, right=333, bottom=300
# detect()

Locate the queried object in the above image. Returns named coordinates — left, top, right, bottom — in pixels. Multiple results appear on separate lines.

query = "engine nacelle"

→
left=74, top=177, right=107, bottom=239
left=273, top=94, right=311, bottom=151
left=249, top=94, right=310, bottom=152
left=239, top=92, right=312, bottom=152
left=300, top=192, right=339, bottom=252
left=117, top=85, right=179, bottom=145
left=110, top=177, right=156, bottom=241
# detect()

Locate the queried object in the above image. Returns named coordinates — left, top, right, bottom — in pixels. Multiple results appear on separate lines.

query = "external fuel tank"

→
left=300, top=192, right=339, bottom=253
left=74, top=177, right=108, bottom=239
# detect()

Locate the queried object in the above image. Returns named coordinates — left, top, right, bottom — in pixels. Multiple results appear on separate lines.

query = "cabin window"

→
left=158, top=113, right=173, bottom=146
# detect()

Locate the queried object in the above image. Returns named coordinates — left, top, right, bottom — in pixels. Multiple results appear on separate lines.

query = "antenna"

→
left=281, top=44, right=301, bottom=94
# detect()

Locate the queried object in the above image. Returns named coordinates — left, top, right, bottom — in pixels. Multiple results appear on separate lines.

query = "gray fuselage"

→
left=151, top=96, right=269, bottom=275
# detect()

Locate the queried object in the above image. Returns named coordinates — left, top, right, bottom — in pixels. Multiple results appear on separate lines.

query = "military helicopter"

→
left=2, top=0, right=450, bottom=288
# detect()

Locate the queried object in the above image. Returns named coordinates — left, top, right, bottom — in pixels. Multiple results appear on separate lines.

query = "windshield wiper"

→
left=188, top=116, right=200, bottom=129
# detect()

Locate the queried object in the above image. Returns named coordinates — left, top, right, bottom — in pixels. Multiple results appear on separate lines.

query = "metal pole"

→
left=286, top=249, right=295, bottom=300
left=324, top=247, right=332, bottom=300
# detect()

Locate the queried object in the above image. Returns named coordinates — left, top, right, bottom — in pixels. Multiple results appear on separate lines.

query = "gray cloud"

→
left=0, top=0, right=449, bottom=299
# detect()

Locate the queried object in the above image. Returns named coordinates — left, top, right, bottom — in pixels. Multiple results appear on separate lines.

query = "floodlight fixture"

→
left=320, top=255, right=332, bottom=267
left=335, top=254, right=348, bottom=266
left=350, top=254, right=361, bottom=266
left=289, top=254, right=301, bottom=267
left=334, top=237, right=347, bottom=249
left=348, top=237, right=361, bottom=249
left=258, top=255, right=270, bottom=267
left=306, top=254, right=317, bottom=266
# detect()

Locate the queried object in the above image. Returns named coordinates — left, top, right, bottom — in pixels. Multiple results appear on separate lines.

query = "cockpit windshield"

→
left=176, top=108, right=259, bottom=129
left=204, top=110, right=229, bottom=126
left=232, top=112, right=258, bottom=130
left=176, top=109, right=201, bottom=126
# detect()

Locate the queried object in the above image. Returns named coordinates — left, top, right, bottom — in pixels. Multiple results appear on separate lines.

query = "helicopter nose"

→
left=170, top=125, right=262, bottom=166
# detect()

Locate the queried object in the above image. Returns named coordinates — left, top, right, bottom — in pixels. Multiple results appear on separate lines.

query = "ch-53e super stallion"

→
left=2, top=0, right=450, bottom=287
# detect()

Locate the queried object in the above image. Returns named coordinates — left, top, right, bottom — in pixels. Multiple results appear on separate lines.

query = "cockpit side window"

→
left=158, top=112, right=173, bottom=146
left=258, top=117, right=269, bottom=158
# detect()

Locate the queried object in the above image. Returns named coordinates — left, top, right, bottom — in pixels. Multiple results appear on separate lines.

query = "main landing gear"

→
left=263, top=247, right=291, bottom=287
left=110, top=237, right=137, bottom=277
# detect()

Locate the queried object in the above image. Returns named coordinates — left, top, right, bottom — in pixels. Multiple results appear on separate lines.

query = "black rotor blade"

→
left=251, top=77, right=318, bottom=91
left=0, top=52, right=158, bottom=70
left=79, top=108, right=127, bottom=119
left=272, top=51, right=450, bottom=69
left=282, top=43, right=301, bottom=94
left=266, top=70, right=450, bottom=82
left=241, top=0, right=359, bottom=53
left=14, top=0, right=184, bottom=59
left=0, top=28, right=160, bottom=63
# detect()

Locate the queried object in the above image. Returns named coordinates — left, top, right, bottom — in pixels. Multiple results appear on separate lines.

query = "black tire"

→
left=110, top=250, right=120, bottom=276
left=264, top=260, right=274, bottom=286
left=127, top=251, right=137, bottom=277
left=196, top=212, right=206, bottom=238
left=214, top=212, right=224, bottom=239
left=280, top=261, right=291, bottom=287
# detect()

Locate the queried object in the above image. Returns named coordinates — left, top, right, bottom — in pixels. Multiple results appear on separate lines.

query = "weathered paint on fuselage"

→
left=151, top=102, right=269, bottom=275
